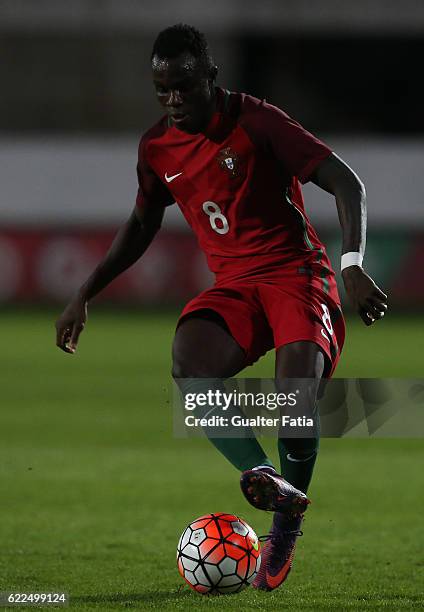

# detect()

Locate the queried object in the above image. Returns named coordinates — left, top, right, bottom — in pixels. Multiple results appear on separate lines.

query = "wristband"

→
left=341, top=252, right=363, bottom=271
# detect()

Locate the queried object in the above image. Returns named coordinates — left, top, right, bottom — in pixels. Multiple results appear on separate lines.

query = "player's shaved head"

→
left=151, top=24, right=215, bottom=76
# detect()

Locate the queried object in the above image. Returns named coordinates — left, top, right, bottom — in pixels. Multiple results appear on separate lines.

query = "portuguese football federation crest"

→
left=217, top=147, right=240, bottom=178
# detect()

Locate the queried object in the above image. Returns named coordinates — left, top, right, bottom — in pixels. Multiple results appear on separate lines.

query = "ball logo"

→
left=249, top=535, right=259, bottom=551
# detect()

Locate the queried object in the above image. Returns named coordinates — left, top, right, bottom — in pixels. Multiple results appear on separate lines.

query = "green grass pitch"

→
left=0, top=310, right=423, bottom=610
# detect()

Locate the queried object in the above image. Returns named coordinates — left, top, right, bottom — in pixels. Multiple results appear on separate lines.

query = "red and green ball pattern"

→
left=177, top=513, right=261, bottom=595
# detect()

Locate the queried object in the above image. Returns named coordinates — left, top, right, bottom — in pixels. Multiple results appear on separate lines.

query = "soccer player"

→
left=55, top=24, right=388, bottom=591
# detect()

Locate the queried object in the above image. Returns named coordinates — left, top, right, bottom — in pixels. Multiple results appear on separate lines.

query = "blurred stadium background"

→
left=1, top=3, right=423, bottom=608
left=1, top=0, right=424, bottom=310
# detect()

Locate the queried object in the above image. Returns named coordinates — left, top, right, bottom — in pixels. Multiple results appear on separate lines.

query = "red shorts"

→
left=179, top=271, right=345, bottom=378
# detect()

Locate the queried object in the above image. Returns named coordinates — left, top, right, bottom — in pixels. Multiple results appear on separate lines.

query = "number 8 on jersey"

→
left=202, top=201, right=229, bottom=235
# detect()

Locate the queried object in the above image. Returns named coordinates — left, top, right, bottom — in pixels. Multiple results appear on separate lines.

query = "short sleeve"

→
left=136, top=136, right=175, bottom=210
left=243, top=99, right=332, bottom=183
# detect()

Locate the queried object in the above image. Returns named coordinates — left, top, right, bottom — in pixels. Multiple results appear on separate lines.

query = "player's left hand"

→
left=342, top=266, right=388, bottom=326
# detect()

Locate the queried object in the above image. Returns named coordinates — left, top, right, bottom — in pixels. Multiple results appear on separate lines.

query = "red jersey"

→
left=136, top=87, right=334, bottom=284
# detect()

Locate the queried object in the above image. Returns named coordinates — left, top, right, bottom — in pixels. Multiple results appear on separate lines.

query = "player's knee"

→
left=172, top=356, right=221, bottom=379
left=172, top=361, right=190, bottom=379
left=172, top=332, right=239, bottom=378
left=172, top=333, right=190, bottom=378
left=275, top=377, right=320, bottom=408
left=275, top=342, right=326, bottom=379
left=172, top=345, right=205, bottom=378
left=172, top=352, right=190, bottom=379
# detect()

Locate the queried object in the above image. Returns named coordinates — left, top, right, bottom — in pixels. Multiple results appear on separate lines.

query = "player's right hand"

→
left=342, top=266, right=388, bottom=326
left=55, top=296, right=88, bottom=354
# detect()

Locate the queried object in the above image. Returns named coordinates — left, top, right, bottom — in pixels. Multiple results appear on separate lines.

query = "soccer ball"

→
left=177, top=513, right=261, bottom=595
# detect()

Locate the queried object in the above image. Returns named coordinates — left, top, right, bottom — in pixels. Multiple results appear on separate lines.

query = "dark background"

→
left=2, top=33, right=421, bottom=134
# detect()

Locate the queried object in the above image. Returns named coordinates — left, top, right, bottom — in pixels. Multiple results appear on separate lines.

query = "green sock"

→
left=276, top=379, right=321, bottom=493
left=278, top=437, right=319, bottom=494
left=176, top=378, right=273, bottom=472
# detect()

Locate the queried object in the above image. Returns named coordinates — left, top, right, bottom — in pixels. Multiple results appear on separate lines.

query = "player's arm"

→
left=55, top=203, right=165, bottom=353
left=310, top=152, right=388, bottom=325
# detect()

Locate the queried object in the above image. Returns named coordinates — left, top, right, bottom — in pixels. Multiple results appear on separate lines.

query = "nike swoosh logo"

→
left=165, top=171, right=183, bottom=183
left=287, top=453, right=316, bottom=463
left=265, top=555, right=293, bottom=588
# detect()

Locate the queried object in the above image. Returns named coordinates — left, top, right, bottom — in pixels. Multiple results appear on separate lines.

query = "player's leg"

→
left=251, top=341, right=325, bottom=591
left=241, top=341, right=323, bottom=514
left=172, top=310, right=274, bottom=472
left=245, top=280, right=344, bottom=591
left=275, top=340, right=325, bottom=494
left=243, top=282, right=344, bottom=504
